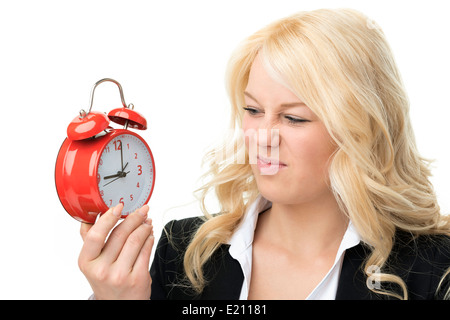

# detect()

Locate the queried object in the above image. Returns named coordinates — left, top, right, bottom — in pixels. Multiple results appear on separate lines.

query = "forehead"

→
left=245, top=54, right=304, bottom=104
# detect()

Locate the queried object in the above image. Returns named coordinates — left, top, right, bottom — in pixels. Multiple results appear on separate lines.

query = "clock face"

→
left=97, top=133, right=154, bottom=217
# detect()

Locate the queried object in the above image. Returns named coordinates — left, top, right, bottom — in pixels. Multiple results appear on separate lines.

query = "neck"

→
left=256, top=193, right=348, bottom=255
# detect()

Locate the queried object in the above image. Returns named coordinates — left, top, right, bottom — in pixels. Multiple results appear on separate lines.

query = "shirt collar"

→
left=228, top=195, right=271, bottom=257
left=227, top=195, right=362, bottom=300
left=228, top=195, right=361, bottom=258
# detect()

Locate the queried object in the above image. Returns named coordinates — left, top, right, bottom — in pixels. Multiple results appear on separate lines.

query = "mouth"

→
left=256, top=155, right=287, bottom=174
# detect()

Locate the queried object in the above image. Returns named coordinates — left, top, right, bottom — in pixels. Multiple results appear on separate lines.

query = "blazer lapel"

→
left=336, top=244, right=382, bottom=300
left=199, top=243, right=385, bottom=300
left=199, top=245, right=244, bottom=300
left=201, top=243, right=380, bottom=300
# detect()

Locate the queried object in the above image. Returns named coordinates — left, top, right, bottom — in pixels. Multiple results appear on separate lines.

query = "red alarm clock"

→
left=55, top=78, right=155, bottom=223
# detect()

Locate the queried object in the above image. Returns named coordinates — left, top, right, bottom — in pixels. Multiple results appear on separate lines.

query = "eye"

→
left=243, top=106, right=262, bottom=116
left=285, top=115, right=310, bottom=125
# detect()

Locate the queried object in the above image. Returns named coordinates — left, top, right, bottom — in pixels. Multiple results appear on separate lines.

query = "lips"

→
left=257, top=155, right=286, bottom=167
left=256, top=155, right=287, bottom=175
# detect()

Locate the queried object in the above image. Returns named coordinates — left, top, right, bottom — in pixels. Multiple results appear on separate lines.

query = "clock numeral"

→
left=137, top=182, right=140, bottom=188
left=119, top=197, right=124, bottom=205
left=113, top=139, right=122, bottom=151
left=130, top=194, right=134, bottom=201
left=137, top=165, right=142, bottom=175
left=135, top=153, right=138, bottom=159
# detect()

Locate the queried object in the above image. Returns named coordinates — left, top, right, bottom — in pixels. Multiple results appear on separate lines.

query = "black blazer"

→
left=150, top=217, right=450, bottom=300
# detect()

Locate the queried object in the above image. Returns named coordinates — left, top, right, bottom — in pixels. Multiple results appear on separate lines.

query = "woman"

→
left=78, top=8, right=450, bottom=300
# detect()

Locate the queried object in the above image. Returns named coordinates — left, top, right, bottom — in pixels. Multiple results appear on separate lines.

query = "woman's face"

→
left=242, top=54, right=337, bottom=205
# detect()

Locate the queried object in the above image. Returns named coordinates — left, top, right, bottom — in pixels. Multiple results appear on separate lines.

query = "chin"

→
left=253, top=173, right=293, bottom=204
left=252, top=166, right=327, bottom=206
left=259, top=190, right=296, bottom=206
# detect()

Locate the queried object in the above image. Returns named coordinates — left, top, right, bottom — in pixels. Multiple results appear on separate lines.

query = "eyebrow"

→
left=244, top=91, right=307, bottom=108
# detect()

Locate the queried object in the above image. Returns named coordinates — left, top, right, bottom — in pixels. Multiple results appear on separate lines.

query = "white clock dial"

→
left=97, top=133, right=154, bottom=216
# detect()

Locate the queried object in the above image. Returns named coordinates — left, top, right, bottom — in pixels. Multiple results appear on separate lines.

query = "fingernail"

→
left=144, top=217, right=152, bottom=225
left=112, top=203, right=123, bottom=217
left=138, top=205, right=149, bottom=217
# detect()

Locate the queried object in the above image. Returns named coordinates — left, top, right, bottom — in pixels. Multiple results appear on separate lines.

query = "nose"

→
left=243, top=117, right=280, bottom=166
left=257, top=124, right=280, bottom=148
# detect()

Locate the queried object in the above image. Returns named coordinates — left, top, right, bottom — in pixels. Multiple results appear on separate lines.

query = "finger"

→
left=133, top=223, right=155, bottom=273
left=80, top=222, right=94, bottom=242
left=115, top=215, right=153, bottom=271
left=100, top=205, right=150, bottom=264
left=79, top=203, right=123, bottom=263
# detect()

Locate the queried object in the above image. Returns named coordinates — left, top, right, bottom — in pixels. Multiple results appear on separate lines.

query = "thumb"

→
left=80, top=222, right=94, bottom=242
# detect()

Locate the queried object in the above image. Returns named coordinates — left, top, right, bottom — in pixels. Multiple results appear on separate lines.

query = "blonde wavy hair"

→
left=182, top=8, right=450, bottom=299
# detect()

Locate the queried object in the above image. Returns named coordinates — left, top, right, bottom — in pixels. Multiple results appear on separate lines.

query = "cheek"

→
left=287, top=127, right=336, bottom=175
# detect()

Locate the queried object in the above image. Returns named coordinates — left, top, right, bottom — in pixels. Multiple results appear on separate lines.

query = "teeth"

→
left=259, top=156, right=278, bottom=165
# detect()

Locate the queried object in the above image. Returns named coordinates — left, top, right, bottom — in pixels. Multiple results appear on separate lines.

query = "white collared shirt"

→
left=228, top=195, right=361, bottom=300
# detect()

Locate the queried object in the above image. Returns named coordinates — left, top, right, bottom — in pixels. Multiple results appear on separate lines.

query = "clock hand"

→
left=103, top=159, right=130, bottom=186
left=103, top=168, right=131, bottom=187
left=103, top=162, right=129, bottom=180
left=104, top=172, right=122, bottom=180
left=103, top=175, right=122, bottom=187
left=120, top=140, right=124, bottom=171
left=103, top=170, right=130, bottom=187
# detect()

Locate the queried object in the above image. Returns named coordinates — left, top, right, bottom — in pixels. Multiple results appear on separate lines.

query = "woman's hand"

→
left=78, top=203, right=154, bottom=300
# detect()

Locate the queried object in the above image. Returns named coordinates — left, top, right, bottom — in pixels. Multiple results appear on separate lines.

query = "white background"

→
left=0, top=0, right=449, bottom=299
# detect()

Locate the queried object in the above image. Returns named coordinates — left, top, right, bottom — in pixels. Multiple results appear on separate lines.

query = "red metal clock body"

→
left=55, top=129, right=155, bottom=223
left=55, top=78, right=155, bottom=223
